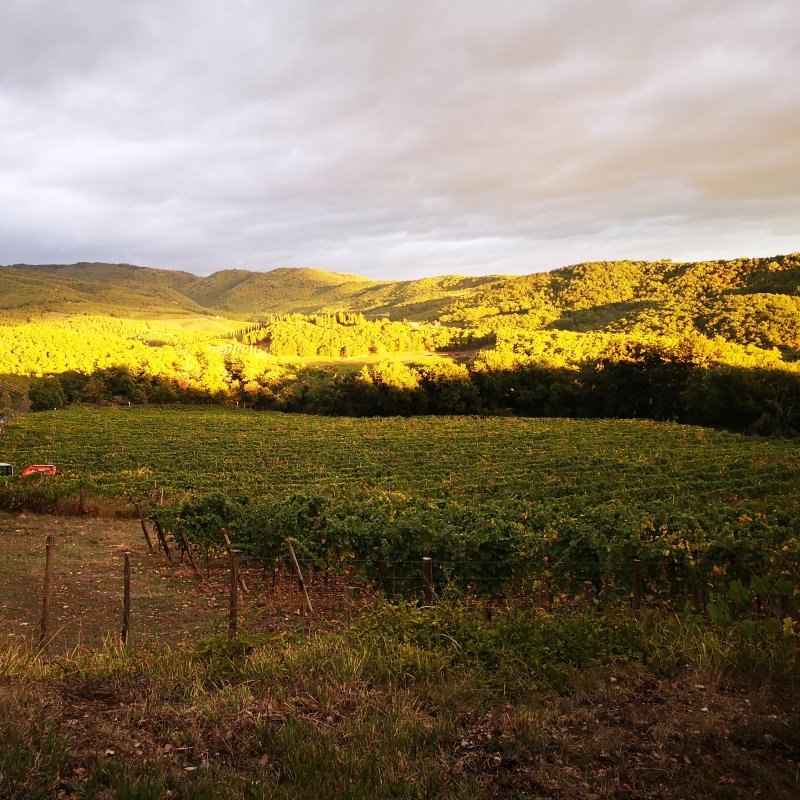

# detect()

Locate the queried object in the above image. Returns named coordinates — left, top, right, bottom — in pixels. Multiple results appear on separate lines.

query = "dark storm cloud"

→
left=1, top=0, right=798, bottom=278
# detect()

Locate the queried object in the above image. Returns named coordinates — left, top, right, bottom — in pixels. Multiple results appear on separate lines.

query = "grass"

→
left=2, top=407, right=799, bottom=513
left=0, top=598, right=798, bottom=799
left=1, top=510, right=797, bottom=797
left=1, top=405, right=799, bottom=796
left=0, top=513, right=227, bottom=652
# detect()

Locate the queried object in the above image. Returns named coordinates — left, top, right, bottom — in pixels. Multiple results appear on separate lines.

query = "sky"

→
left=1, top=0, right=799, bottom=280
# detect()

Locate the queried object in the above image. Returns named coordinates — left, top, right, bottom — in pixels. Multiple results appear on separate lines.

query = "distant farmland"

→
left=2, top=406, right=799, bottom=511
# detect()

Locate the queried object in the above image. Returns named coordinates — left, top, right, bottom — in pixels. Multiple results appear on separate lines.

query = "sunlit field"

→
left=2, top=406, right=798, bottom=511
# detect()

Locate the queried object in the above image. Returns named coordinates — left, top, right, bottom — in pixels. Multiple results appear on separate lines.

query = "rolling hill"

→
left=1, top=254, right=799, bottom=348
left=0, top=261, right=501, bottom=320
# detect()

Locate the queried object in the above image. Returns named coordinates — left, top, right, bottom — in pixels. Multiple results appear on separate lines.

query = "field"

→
left=1, top=408, right=799, bottom=798
left=2, top=405, right=799, bottom=506
left=1, top=407, right=799, bottom=602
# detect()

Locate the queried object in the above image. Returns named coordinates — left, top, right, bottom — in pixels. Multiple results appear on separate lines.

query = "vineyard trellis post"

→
left=175, top=518, right=201, bottom=580
left=39, top=534, right=54, bottom=648
left=422, top=557, right=434, bottom=604
left=122, top=551, right=131, bottom=645
left=135, top=503, right=155, bottom=554
left=229, top=550, right=239, bottom=639
left=153, top=517, right=172, bottom=561
left=633, top=558, right=643, bottom=611
left=286, top=539, right=314, bottom=616
left=221, top=528, right=249, bottom=594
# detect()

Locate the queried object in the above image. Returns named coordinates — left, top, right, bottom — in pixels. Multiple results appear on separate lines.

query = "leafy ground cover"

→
left=1, top=407, right=798, bottom=611
left=2, top=406, right=799, bottom=506
left=1, top=409, right=799, bottom=798
left=0, top=587, right=798, bottom=799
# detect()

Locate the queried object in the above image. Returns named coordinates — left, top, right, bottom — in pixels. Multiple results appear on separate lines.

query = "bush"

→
left=28, top=377, right=66, bottom=411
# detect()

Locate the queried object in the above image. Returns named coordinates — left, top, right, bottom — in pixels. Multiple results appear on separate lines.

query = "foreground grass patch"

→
left=1, top=602, right=798, bottom=799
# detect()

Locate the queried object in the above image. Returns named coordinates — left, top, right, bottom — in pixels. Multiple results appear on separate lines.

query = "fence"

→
left=23, top=519, right=797, bottom=652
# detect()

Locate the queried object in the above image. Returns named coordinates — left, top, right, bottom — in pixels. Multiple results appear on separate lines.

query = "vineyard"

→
left=0, top=374, right=28, bottom=405
left=3, top=406, right=800, bottom=502
left=2, top=410, right=799, bottom=799
left=0, top=406, right=798, bottom=613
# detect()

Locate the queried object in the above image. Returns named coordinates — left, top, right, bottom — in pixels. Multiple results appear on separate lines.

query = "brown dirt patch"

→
left=0, top=512, right=366, bottom=653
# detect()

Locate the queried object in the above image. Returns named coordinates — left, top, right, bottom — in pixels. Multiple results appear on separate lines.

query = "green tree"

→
left=28, top=377, right=67, bottom=411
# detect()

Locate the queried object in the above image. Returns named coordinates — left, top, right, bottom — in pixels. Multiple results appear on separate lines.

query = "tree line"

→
left=28, top=346, right=800, bottom=437
left=238, top=312, right=474, bottom=357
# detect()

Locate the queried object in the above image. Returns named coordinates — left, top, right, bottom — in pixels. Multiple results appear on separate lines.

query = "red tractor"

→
left=21, top=464, right=57, bottom=477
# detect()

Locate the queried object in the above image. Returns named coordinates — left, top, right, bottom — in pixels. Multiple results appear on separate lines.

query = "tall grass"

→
left=0, top=602, right=797, bottom=799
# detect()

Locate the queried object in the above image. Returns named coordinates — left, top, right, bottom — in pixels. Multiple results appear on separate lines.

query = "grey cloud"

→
left=0, top=0, right=798, bottom=279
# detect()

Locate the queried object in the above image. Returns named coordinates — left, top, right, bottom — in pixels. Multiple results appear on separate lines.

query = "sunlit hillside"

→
left=0, top=262, right=206, bottom=318
left=0, top=262, right=499, bottom=320
left=1, top=253, right=799, bottom=434
left=3, top=254, right=799, bottom=330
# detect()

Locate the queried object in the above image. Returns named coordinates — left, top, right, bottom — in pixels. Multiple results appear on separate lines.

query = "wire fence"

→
left=7, top=522, right=796, bottom=655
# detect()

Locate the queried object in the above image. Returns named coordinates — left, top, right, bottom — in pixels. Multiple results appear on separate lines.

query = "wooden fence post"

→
left=221, top=528, right=249, bottom=593
left=153, top=518, right=172, bottom=562
left=175, top=521, right=201, bottom=580
left=134, top=503, right=155, bottom=554
left=286, top=540, right=314, bottom=615
left=39, top=534, right=54, bottom=648
left=422, top=557, right=434, bottom=604
left=632, top=559, right=643, bottom=611
left=122, top=551, right=131, bottom=645
left=229, top=550, right=239, bottom=639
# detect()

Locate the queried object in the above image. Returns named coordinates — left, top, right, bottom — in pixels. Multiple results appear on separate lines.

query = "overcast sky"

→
left=1, top=0, right=798, bottom=279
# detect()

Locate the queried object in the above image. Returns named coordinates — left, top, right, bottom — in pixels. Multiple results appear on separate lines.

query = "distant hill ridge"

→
left=1, top=254, right=799, bottom=322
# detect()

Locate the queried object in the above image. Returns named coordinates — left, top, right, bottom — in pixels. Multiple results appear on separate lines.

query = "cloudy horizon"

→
left=1, top=0, right=799, bottom=279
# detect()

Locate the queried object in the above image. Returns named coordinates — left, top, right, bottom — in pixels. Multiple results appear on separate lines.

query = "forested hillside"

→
left=3, top=254, right=799, bottom=334
left=0, top=262, right=497, bottom=319
left=2, top=253, right=799, bottom=434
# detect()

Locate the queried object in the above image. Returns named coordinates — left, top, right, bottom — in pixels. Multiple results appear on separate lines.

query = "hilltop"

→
left=0, top=261, right=484, bottom=319
left=2, top=255, right=799, bottom=335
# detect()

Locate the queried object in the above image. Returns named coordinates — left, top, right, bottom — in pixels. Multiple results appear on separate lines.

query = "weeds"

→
left=0, top=719, right=70, bottom=800
left=0, top=600, right=797, bottom=799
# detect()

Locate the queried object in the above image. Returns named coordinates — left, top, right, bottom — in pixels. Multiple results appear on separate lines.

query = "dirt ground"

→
left=1, top=514, right=798, bottom=798
left=0, top=512, right=359, bottom=653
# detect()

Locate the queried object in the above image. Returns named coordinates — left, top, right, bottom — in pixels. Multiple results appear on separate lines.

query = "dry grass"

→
left=1, top=512, right=798, bottom=799
left=0, top=512, right=221, bottom=652
left=1, top=649, right=798, bottom=799
left=0, top=512, right=369, bottom=655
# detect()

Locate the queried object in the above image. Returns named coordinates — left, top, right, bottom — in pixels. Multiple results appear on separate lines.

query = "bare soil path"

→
left=0, top=512, right=358, bottom=653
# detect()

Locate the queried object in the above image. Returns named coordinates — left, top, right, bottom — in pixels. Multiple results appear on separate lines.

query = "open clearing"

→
left=0, top=512, right=225, bottom=652
left=0, top=512, right=358, bottom=654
